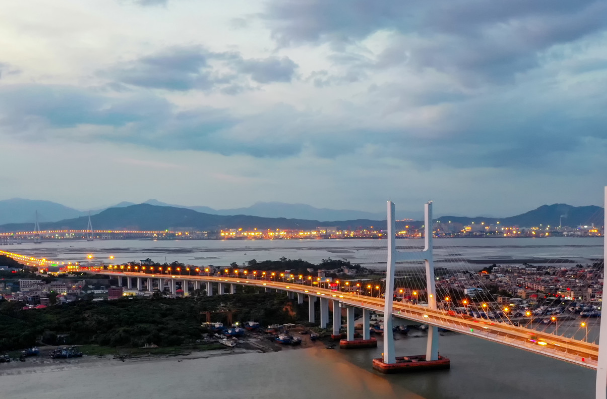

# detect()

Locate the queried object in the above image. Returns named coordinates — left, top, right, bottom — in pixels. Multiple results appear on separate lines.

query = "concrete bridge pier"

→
left=147, top=278, right=152, bottom=292
left=308, top=296, right=317, bottom=323
left=362, top=309, right=371, bottom=340
left=158, top=278, right=164, bottom=292
left=218, top=283, right=225, bottom=295
left=183, top=280, right=189, bottom=296
left=230, top=284, right=236, bottom=294
left=346, top=307, right=355, bottom=341
left=320, top=298, right=329, bottom=329
left=136, top=278, right=142, bottom=291
left=297, top=293, right=304, bottom=304
left=171, top=280, right=177, bottom=295
left=331, top=301, right=341, bottom=339
left=206, top=282, right=213, bottom=296
left=193, top=281, right=200, bottom=291
left=338, top=306, right=377, bottom=349
left=427, top=326, right=439, bottom=360
left=117, top=276, right=122, bottom=287
left=127, top=277, right=133, bottom=290
left=287, top=291, right=294, bottom=299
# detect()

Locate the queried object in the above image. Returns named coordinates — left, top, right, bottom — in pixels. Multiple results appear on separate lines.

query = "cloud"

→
left=234, top=56, right=297, bottom=83
left=100, top=46, right=298, bottom=91
left=262, top=0, right=607, bottom=84
left=130, top=0, right=168, bottom=6
left=0, top=62, right=20, bottom=80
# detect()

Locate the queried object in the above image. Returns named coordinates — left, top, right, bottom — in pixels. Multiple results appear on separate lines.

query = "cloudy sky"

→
left=1, top=0, right=606, bottom=216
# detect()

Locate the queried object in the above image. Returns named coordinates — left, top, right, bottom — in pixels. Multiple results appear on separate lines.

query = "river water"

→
left=8, top=236, right=604, bottom=269
left=1, top=334, right=595, bottom=399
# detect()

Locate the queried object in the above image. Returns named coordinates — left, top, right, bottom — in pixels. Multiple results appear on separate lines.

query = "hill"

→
left=0, top=198, right=85, bottom=225
left=438, top=204, right=603, bottom=228
left=0, top=204, right=385, bottom=232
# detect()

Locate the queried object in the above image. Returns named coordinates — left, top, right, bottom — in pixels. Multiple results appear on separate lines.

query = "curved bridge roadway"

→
left=96, top=271, right=598, bottom=370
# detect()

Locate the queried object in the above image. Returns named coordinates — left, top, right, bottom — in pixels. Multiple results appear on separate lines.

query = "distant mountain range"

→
left=438, top=204, right=603, bottom=228
left=0, top=201, right=602, bottom=233
left=0, top=198, right=417, bottom=225
left=0, top=204, right=383, bottom=232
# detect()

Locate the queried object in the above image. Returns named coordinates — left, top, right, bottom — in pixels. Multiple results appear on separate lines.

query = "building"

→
left=108, top=287, right=124, bottom=300
left=19, top=279, right=44, bottom=292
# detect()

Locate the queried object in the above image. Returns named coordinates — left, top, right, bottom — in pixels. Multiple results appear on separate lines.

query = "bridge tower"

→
left=597, top=186, right=607, bottom=399
left=383, top=200, right=438, bottom=365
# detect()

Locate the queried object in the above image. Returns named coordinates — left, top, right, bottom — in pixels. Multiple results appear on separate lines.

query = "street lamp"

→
left=551, top=316, right=558, bottom=335
left=526, top=311, right=533, bottom=326
left=375, top=285, right=380, bottom=298
left=367, top=284, right=372, bottom=296
left=482, top=303, right=488, bottom=317
left=581, top=322, right=588, bottom=342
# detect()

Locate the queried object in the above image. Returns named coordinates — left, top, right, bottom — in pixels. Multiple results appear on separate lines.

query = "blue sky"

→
left=0, top=0, right=606, bottom=216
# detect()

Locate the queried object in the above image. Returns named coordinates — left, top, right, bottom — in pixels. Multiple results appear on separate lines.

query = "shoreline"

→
left=0, top=329, right=324, bottom=377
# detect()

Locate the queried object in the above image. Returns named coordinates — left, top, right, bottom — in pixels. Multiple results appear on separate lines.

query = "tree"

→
left=48, top=291, right=59, bottom=305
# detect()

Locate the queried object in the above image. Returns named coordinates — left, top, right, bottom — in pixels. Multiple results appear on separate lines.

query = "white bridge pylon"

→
left=384, top=200, right=438, bottom=364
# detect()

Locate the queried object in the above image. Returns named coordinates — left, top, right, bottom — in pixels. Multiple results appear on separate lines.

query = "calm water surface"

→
left=9, top=237, right=603, bottom=269
left=1, top=334, right=594, bottom=399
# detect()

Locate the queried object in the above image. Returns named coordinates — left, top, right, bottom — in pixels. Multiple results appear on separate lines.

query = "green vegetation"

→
left=245, top=257, right=367, bottom=275
left=0, top=292, right=301, bottom=352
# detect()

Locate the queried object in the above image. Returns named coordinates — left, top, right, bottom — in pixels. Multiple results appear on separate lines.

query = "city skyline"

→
left=1, top=0, right=606, bottom=215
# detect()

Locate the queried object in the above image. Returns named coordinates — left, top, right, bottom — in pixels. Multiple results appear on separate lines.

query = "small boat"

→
left=220, top=338, right=236, bottom=348
left=266, top=324, right=282, bottom=333
left=210, top=322, right=225, bottom=333
left=370, top=323, right=384, bottom=334
left=22, top=347, right=39, bottom=357
left=310, top=333, right=319, bottom=341
left=245, top=321, right=260, bottom=331
left=0, top=354, right=10, bottom=363
left=224, top=327, right=245, bottom=337
left=50, top=347, right=82, bottom=359
left=275, top=334, right=293, bottom=344
left=290, top=337, right=302, bottom=346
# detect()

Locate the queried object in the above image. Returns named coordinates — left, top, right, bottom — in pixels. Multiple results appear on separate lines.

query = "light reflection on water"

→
left=1, top=334, right=595, bottom=399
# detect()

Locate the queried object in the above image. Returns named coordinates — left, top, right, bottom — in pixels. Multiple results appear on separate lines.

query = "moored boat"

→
left=275, top=334, right=292, bottom=344
left=224, top=327, right=245, bottom=337
left=245, top=321, right=260, bottom=331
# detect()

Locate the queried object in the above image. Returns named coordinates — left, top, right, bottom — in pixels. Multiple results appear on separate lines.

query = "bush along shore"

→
left=0, top=292, right=304, bottom=355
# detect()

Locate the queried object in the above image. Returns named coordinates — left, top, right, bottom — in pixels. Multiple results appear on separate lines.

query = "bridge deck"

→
left=98, top=271, right=599, bottom=369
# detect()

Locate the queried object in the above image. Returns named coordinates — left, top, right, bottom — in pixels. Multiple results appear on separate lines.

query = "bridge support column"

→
left=171, top=280, right=177, bottom=295
left=137, top=278, right=142, bottom=291
left=206, top=282, right=213, bottom=296
left=147, top=278, right=152, bottom=292
left=117, top=276, right=122, bottom=287
left=596, top=186, right=607, bottom=399
left=297, top=293, right=304, bottom=304
left=288, top=291, right=294, bottom=299
left=426, top=326, right=439, bottom=361
left=230, top=284, right=235, bottom=294
left=320, top=298, right=329, bottom=329
left=347, top=306, right=355, bottom=341
left=183, top=280, right=189, bottom=296
left=218, top=283, right=224, bottom=295
left=308, top=296, right=316, bottom=323
left=158, top=278, right=163, bottom=292
left=362, top=309, right=371, bottom=340
left=331, top=300, right=341, bottom=338
left=127, top=277, right=133, bottom=290
left=194, top=281, right=200, bottom=291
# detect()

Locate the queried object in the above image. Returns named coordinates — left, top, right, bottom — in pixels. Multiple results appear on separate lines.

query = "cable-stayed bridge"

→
left=2, top=187, right=606, bottom=398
